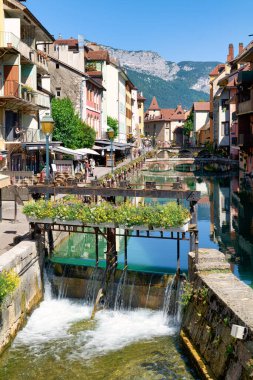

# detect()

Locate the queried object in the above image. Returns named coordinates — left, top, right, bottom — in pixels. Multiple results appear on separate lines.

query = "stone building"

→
left=144, top=96, right=186, bottom=146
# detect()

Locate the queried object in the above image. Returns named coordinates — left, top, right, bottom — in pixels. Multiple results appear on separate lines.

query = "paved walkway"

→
left=0, top=201, right=29, bottom=256
left=87, top=158, right=132, bottom=182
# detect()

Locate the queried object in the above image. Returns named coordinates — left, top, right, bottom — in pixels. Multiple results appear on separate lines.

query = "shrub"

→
left=0, top=270, right=20, bottom=304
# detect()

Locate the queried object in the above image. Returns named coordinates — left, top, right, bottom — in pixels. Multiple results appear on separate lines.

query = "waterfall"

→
left=145, top=274, right=153, bottom=308
left=58, top=265, right=69, bottom=299
left=162, top=275, right=184, bottom=326
left=128, top=274, right=136, bottom=310
left=114, top=270, right=128, bottom=311
left=85, top=266, right=103, bottom=305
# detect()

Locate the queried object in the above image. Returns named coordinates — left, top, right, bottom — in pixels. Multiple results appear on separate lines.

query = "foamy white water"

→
left=13, top=279, right=176, bottom=359
left=73, top=309, right=176, bottom=359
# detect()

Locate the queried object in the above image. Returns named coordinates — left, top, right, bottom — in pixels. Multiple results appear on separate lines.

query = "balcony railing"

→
left=237, top=98, right=253, bottom=115
left=238, top=133, right=253, bottom=147
left=0, top=32, right=48, bottom=72
left=1, top=80, right=50, bottom=110
left=35, top=92, right=51, bottom=108
left=0, top=126, right=45, bottom=143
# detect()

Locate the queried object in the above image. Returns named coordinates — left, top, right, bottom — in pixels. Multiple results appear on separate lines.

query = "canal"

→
left=0, top=167, right=252, bottom=379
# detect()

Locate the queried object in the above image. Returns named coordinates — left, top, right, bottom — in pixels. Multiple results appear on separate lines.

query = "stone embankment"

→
left=181, top=248, right=253, bottom=380
left=0, top=240, right=43, bottom=354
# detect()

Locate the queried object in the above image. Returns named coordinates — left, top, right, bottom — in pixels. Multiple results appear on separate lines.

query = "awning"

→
left=22, top=141, right=62, bottom=150
left=53, top=146, right=79, bottom=156
left=75, top=148, right=100, bottom=156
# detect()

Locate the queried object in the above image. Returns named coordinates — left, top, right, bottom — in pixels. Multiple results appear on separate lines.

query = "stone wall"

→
left=181, top=248, right=253, bottom=380
left=0, top=240, right=43, bottom=354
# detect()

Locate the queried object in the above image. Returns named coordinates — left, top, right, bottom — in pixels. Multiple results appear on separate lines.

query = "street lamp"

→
left=41, top=114, right=54, bottom=195
left=107, top=127, right=114, bottom=174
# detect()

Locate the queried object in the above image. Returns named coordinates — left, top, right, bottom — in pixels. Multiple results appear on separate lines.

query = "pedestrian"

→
left=84, top=159, right=90, bottom=182
left=89, top=158, right=95, bottom=176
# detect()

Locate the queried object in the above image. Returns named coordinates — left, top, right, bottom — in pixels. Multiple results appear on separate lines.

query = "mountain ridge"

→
left=102, top=45, right=220, bottom=109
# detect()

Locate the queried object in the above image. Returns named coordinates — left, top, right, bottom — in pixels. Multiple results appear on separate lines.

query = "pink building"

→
left=86, top=79, right=103, bottom=138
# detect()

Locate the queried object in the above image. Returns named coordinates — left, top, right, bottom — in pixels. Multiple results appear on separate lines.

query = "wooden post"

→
left=177, top=232, right=180, bottom=274
left=106, top=227, right=117, bottom=270
left=124, top=229, right=128, bottom=267
left=95, top=227, right=99, bottom=264
left=47, top=226, right=54, bottom=256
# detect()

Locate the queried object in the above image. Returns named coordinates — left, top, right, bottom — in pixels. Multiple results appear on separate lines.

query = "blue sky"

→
left=26, top=0, right=253, bottom=62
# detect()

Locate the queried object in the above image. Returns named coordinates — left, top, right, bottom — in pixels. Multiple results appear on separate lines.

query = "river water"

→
left=0, top=279, right=197, bottom=379
left=1, top=166, right=252, bottom=379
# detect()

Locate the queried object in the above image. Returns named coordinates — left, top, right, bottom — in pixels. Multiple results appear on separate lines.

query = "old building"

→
left=144, top=97, right=186, bottom=146
left=193, top=102, right=210, bottom=146
left=47, top=38, right=104, bottom=139
left=0, top=0, right=53, bottom=171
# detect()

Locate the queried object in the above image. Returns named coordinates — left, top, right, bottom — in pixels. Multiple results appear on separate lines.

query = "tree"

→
left=51, top=98, right=96, bottom=149
left=183, top=111, right=194, bottom=137
left=107, top=116, right=119, bottom=138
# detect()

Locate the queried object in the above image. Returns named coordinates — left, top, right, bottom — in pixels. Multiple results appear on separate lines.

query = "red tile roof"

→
left=54, top=38, right=78, bottom=47
left=145, top=105, right=187, bottom=122
left=137, top=94, right=146, bottom=101
left=85, top=50, right=109, bottom=62
left=193, top=102, right=210, bottom=112
left=148, top=96, right=160, bottom=110
left=209, top=64, right=225, bottom=77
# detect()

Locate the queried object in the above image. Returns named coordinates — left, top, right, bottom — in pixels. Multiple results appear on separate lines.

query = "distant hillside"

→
left=104, top=46, right=220, bottom=109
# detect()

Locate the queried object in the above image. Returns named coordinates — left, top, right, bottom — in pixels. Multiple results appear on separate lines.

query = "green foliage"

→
left=107, top=116, right=119, bottom=138
left=0, top=270, right=20, bottom=304
left=51, top=97, right=96, bottom=149
left=225, top=344, right=234, bottom=355
left=183, top=111, right=194, bottom=137
left=23, top=199, right=190, bottom=229
left=181, top=281, right=194, bottom=307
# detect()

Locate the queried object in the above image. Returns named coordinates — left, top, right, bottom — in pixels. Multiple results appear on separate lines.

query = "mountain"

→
left=104, top=46, right=220, bottom=109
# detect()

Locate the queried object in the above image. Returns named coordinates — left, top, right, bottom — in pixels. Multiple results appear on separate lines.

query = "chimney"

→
left=239, top=42, right=244, bottom=55
left=227, top=43, right=234, bottom=62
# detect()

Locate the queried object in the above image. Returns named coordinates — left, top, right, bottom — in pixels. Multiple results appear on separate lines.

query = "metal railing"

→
left=0, top=126, right=45, bottom=142
left=0, top=80, right=50, bottom=110
left=0, top=32, right=48, bottom=72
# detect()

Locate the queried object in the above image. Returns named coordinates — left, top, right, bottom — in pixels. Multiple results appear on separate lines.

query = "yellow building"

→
left=137, top=92, right=146, bottom=136
left=125, top=80, right=134, bottom=136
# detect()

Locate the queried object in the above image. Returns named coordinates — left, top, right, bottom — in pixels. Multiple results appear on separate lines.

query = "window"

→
left=221, top=99, right=229, bottom=111
left=56, top=87, right=61, bottom=97
left=56, top=63, right=59, bottom=69
left=221, top=122, right=229, bottom=136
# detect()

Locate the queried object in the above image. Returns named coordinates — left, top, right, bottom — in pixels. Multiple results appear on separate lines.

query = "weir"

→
left=28, top=181, right=200, bottom=318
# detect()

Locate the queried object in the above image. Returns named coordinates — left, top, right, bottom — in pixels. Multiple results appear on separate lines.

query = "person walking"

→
left=89, top=158, right=95, bottom=177
left=84, top=159, right=90, bottom=182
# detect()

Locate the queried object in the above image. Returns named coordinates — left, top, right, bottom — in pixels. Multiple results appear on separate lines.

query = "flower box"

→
left=152, top=220, right=190, bottom=233
left=27, top=217, right=53, bottom=224
left=54, top=219, right=83, bottom=226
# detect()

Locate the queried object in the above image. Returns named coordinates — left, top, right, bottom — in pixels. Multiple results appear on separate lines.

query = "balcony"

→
left=0, top=80, right=50, bottom=112
left=0, top=126, right=45, bottom=143
left=237, top=71, right=253, bottom=85
left=237, top=98, right=253, bottom=115
left=238, top=133, right=253, bottom=147
left=0, top=32, right=48, bottom=73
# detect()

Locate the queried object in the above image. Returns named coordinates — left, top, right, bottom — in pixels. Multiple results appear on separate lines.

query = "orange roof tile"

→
left=193, top=102, right=210, bottom=112
left=148, top=96, right=160, bottom=110
left=54, top=38, right=78, bottom=47
left=85, top=50, right=109, bottom=62
left=209, top=64, right=225, bottom=77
